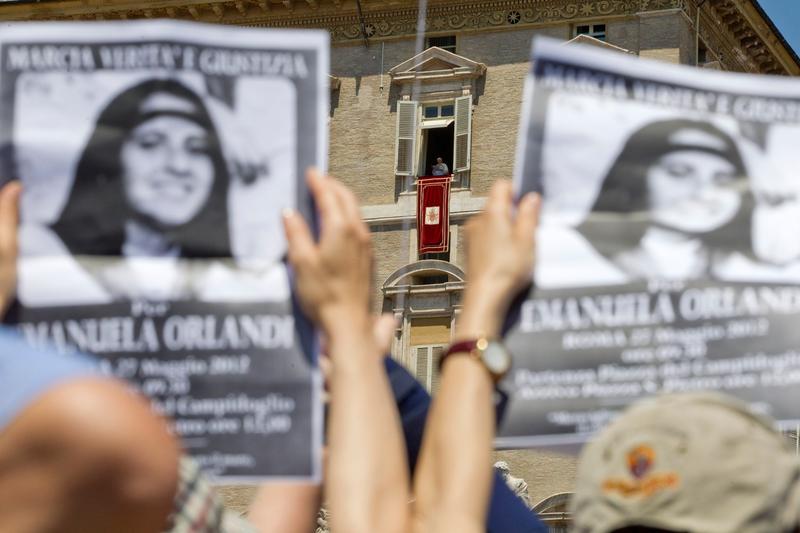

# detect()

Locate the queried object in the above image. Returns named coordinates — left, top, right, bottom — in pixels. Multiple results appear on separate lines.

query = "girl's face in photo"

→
left=646, top=149, right=741, bottom=234
left=121, top=93, right=215, bottom=227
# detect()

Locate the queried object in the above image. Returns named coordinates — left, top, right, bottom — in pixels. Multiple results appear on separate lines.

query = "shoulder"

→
left=18, top=226, right=113, bottom=306
left=714, top=252, right=800, bottom=282
left=19, top=223, right=69, bottom=256
left=536, top=225, right=631, bottom=288
left=195, top=261, right=291, bottom=302
left=0, top=327, right=98, bottom=431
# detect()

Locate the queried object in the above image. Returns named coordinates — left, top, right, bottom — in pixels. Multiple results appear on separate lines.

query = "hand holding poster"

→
left=502, top=37, right=800, bottom=448
left=0, top=21, right=327, bottom=480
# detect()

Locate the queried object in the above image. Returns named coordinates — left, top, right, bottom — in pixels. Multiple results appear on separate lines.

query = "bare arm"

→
left=414, top=182, right=540, bottom=533
left=283, top=169, right=410, bottom=533
left=247, top=483, right=321, bottom=533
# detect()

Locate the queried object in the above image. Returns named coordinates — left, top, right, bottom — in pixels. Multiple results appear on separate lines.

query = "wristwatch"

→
left=439, top=337, right=512, bottom=383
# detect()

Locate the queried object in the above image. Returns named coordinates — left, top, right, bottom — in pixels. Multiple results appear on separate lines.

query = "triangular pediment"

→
left=565, top=35, right=633, bottom=55
left=389, top=46, right=486, bottom=83
left=417, top=57, right=459, bottom=71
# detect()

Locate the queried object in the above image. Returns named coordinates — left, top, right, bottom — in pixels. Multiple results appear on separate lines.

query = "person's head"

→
left=436, top=157, right=443, bottom=164
left=494, top=461, right=511, bottom=476
left=52, top=78, right=231, bottom=257
left=585, top=120, right=747, bottom=241
left=571, top=392, right=800, bottom=533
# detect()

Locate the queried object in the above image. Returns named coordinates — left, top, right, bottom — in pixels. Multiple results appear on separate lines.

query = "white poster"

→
left=1, top=21, right=328, bottom=481
left=503, top=37, right=800, bottom=449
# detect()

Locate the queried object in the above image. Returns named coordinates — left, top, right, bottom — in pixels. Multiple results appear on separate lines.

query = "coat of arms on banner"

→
left=425, top=206, right=441, bottom=225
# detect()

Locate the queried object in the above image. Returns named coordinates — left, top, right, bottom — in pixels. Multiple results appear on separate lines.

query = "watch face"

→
left=482, top=341, right=511, bottom=376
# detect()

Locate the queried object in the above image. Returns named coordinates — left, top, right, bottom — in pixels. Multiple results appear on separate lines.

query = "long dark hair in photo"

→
left=51, top=78, right=232, bottom=257
left=577, top=118, right=750, bottom=257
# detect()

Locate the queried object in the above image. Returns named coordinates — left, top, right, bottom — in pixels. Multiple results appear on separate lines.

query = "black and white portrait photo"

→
left=530, top=91, right=757, bottom=288
left=501, top=37, right=800, bottom=450
left=16, top=70, right=297, bottom=305
left=0, top=21, right=328, bottom=480
left=515, top=41, right=800, bottom=290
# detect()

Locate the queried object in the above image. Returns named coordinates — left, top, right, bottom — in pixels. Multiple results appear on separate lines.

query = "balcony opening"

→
left=419, top=122, right=454, bottom=178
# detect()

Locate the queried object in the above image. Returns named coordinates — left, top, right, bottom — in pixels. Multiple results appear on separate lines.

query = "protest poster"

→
left=501, top=36, right=800, bottom=449
left=0, top=21, right=327, bottom=481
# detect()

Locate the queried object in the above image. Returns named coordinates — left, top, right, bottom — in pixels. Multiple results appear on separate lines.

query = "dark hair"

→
left=577, top=119, right=748, bottom=256
left=51, top=78, right=231, bottom=258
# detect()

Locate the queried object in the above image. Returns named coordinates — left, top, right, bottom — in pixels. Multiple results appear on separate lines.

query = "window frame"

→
left=426, top=35, right=457, bottom=54
left=574, top=23, right=607, bottom=41
left=395, top=96, right=472, bottom=192
left=413, top=343, right=447, bottom=393
left=394, top=91, right=474, bottom=193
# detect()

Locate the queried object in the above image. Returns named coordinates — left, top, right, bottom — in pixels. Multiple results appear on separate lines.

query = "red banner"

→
left=417, top=175, right=451, bottom=255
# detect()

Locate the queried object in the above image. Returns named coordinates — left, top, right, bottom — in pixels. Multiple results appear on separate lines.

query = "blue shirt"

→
left=0, top=327, right=97, bottom=430
left=385, top=357, right=548, bottom=533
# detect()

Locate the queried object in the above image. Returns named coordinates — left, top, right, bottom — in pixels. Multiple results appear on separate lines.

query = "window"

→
left=419, top=237, right=451, bottom=261
left=423, top=104, right=455, bottom=118
left=698, top=40, right=708, bottom=65
left=414, top=344, right=446, bottom=393
left=412, top=273, right=449, bottom=284
left=394, top=95, right=472, bottom=190
left=427, top=35, right=456, bottom=53
left=575, top=23, right=606, bottom=41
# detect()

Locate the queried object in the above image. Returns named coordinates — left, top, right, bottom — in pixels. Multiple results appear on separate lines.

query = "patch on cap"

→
left=602, top=444, right=680, bottom=498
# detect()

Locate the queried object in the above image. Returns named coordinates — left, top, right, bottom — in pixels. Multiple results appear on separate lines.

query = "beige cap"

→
left=571, top=392, right=800, bottom=533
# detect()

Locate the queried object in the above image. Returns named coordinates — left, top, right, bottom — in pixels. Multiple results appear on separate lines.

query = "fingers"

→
left=514, top=192, right=541, bottom=243
left=307, top=168, right=344, bottom=233
left=307, top=167, right=369, bottom=244
left=332, top=182, right=361, bottom=226
left=283, top=207, right=316, bottom=268
left=0, top=181, right=21, bottom=262
left=485, top=180, right=513, bottom=218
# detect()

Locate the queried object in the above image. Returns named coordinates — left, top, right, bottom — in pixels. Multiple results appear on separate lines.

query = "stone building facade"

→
left=3, top=0, right=798, bottom=527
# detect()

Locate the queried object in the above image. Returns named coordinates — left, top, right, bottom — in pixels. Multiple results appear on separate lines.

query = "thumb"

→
left=0, top=181, right=21, bottom=268
left=514, top=192, right=541, bottom=244
left=282, top=207, right=315, bottom=270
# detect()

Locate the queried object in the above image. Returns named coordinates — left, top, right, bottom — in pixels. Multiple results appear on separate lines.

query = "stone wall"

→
left=330, top=40, right=418, bottom=205
left=371, top=223, right=414, bottom=312
left=638, top=10, right=692, bottom=64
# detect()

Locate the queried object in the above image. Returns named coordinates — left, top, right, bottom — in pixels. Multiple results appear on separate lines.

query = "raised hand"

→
left=458, top=181, right=541, bottom=340
left=282, top=168, right=373, bottom=342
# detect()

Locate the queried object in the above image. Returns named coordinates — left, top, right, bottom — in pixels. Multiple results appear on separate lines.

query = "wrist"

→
left=321, top=310, right=378, bottom=363
left=319, top=304, right=370, bottom=335
left=456, top=291, right=506, bottom=341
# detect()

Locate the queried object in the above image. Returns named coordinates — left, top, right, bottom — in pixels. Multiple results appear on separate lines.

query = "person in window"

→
left=431, top=156, right=449, bottom=176
left=19, top=78, right=285, bottom=304
left=574, top=119, right=749, bottom=283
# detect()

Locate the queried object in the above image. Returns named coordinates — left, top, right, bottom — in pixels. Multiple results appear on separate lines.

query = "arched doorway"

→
left=381, top=260, right=465, bottom=392
left=532, top=492, right=573, bottom=532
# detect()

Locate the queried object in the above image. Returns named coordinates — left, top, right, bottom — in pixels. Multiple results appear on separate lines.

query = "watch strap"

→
left=439, top=337, right=494, bottom=376
left=439, top=339, right=480, bottom=370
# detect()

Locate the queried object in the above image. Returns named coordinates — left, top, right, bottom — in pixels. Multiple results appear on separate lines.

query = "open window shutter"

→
left=453, top=95, right=472, bottom=172
left=430, top=346, right=444, bottom=394
left=415, top=346, right=430, bottom=391
left=395, top=100, right=418, bottom=176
